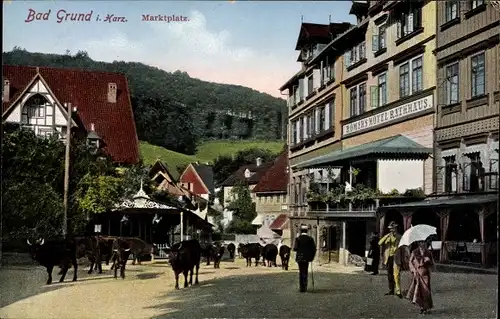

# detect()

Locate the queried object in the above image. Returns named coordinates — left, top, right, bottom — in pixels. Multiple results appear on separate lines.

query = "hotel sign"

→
left=342, top=95, right=433, bottom=136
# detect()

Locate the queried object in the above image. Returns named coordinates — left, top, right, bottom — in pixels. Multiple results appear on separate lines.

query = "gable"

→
left=3, top=78, right=76, bottom=128
left=179, top=164, right=210, bottom=194
left=2, top=65, right=140, bottom=164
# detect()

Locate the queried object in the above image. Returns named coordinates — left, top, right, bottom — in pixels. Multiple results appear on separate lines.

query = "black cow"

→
left=262, top=244, right=278, bottom=267
left=279, top=245, right=291, bottom=270
left=227, top=243, right=236, bottom=259
left=106, top=237, right=157, bottom=270
left=239, top=243, right=261, bottom=267
left=74, top=236, right=104, bottom=274
left=200, top=242, right=214, bottom=266
left=91, top=237, right=115, bottom=273
left=110, top=238, right=131, bottom=279
left=237, top=243, right=245, bottom=258
left=27, top=237, right=78, bottom=285
left=213, top=244, right=225, bottom=269
left=169, top=239, right=201, bottom=289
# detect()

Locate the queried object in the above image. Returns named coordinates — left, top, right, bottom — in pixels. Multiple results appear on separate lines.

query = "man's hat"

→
left=387, top=221, right=398, bottom=229
left=300, top=224, right=309, bottom=230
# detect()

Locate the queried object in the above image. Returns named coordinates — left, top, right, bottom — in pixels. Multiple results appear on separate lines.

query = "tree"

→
left=225, top=184, right=258, bottom=234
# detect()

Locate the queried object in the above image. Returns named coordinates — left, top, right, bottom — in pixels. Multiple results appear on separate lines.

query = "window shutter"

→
left=331, top=62, right=335, bottom=81
left=304, top=76, right=309, bottom=97
left=325, top=102, right=330, bottom=129
left=299, top=79, right=304, bottom=100
left=313, top=69, right=321, bottom=90
left=372, top=34, right=379, bottom=52
left=408, top=13, right=414, bottom=32
left=315, top=108, right=320, bottom=133
left=396, top=21, right=402, bottom=38
left=320, top=61, right=324, bottom=86
left=330, top=100, right=335, bottom=129
left=370, top=85, right=379, bottom=108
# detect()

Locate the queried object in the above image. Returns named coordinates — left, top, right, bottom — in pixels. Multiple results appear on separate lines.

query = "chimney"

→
left=107, top=83, right=117, bottom=103
left=256, top=157, right=263, bottom=167
left=3, top=80, right=10, bottom=102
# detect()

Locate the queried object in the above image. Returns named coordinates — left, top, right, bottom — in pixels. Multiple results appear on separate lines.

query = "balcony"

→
left=303, top=184, right=426, bottom=218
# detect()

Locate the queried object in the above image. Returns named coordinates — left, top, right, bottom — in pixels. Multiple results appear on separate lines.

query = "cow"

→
left=27, top=237, right=78, bottom=285
left=110, top=238, right=131, bottom=279
left=279, top=245, right=291, bottom=270
left=237, top=243, right=245, bottom=258
left=120, top=237, right=156, bottom=265
left=168, top=239, right=201, bottom=289
left=73, top=236, right=104, bottom=274
left=227, top=243, right=236, bottom=259
left=262, top=243, right=278, bottom=267
left=213, top=244, right=225, bottom=269
left=239, top=243, right=261, bottom=267
left=200, top=242, right=215, bottom=266
left=91, top=237, right=116, bottom=273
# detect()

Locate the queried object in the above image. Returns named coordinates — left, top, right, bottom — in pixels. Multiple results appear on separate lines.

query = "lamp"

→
left=121, top=215, right=129, bottom=223
left=152, top=214, right=162, bottom=224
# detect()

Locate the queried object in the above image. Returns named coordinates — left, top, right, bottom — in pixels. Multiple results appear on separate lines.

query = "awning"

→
left=251, top=215, right=264, bottom=225
left=295, top=135, right=432, bottom=169
left=377, top=194, right=498, bottom=212
left=269, top=214, right=289, bottom=230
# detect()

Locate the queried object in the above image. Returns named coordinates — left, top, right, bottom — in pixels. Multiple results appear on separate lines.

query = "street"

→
left=0, top=258, right=497, bottom=319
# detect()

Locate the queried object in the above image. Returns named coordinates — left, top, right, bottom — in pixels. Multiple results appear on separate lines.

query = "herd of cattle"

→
left=26, top=236, right=292, bottom=289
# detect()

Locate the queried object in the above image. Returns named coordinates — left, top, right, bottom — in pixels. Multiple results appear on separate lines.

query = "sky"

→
left=3, top=1, right=354, bottom=98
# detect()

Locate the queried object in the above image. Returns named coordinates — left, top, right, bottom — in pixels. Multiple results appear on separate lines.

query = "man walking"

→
left=378, top=221, right=402, bottom=298
left=293, top=224, right=316, bottom=292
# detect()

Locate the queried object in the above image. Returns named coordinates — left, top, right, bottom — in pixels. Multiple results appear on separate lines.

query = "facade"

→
left=434, top=1, right=499, bottom=194
left=219, top=158, right=273, bottom=226
left=2, top=65, right=140, bottom=164
left=252, top=150, right=290, bottom=244
left=280, top=1, right=438, bottom=265
left=178, top=162, right=215, bottom=201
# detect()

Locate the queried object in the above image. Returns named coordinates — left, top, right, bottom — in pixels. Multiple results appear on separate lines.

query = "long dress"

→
left=364, top=236, right=380, bottom=273
left=407, top=247, right=434, bottom=311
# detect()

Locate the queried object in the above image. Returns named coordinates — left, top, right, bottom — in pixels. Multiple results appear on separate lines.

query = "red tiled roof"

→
left=219, top=161, right=274, bottom=187
left=252, top=150, right=288, bottom=193
left=269, top=214, right=289, bottom=230
left=2, top=65, right=139, bottom=164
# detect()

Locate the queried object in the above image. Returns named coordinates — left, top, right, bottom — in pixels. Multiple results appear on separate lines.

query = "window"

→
left=322, top=58, right=335, bottom=85
left=445, top=62, right=459, bottom=105
left=38, top=128, right=54, bottom=138
left=350, top=87, right=358, bottom=117
left=319, top=106, right=325, bottom=132
left=345, top=42, right=366, bottom=67
left=399, top=56, right=423, bottom=98
left=291, top=120, right=297, bottom=145
left=307, top=112, right=315, bottom=137
left=350, top=83, right=366, bottom=117
left=358, top=83, right=366, bottom=114
left=471, top=53, right=485, bottom=97
left=378, top=73, right=387, bottom=107
left=444, top=156, right=456, bottom=192
left=25, top=95, right=47, bottom=119
left=412, top=57, right=423, bottom=93
left=397, top=5, right=422, bottom=38
left=446, top=0, right=459, bottom=22
left=372, top=24, right=387, bottom=52
left=400, top=63, right=410, bottom=97
left=471, top=0, right=484, bottom=9
left=297, top=118, right=303, bottom=142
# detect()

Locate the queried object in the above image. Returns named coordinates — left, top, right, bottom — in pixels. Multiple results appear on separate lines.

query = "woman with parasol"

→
left=399, top=224, right=436, bottom=315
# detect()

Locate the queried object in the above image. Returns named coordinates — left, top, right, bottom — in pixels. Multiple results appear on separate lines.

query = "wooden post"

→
left=62, top=102, right=72, bottom=237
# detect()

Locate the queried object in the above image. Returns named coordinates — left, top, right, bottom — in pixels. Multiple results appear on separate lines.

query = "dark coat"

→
left=365, top=236, right=380, bottom=272
left=293, top=234, right=316, bottom=263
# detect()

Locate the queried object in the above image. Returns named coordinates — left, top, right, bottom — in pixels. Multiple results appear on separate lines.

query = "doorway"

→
left=347, top=220, right=367, bottom=257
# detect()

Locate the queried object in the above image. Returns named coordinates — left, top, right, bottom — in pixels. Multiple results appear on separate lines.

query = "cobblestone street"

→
left=0, top=258, right=497, bottom=319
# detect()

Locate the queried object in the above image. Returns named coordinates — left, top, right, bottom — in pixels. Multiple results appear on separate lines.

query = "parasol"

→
left=398, top=224, right=437, bottom=248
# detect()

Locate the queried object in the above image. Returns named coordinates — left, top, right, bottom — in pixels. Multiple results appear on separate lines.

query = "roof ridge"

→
left=3, top=64, right=127, bottom=77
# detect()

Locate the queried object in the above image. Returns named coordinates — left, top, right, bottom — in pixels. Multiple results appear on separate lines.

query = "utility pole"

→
left=63, top=102, right=72, bottom=237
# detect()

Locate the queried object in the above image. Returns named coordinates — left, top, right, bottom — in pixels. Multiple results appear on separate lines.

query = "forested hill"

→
left=3, top=48, right=287, bottom=155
